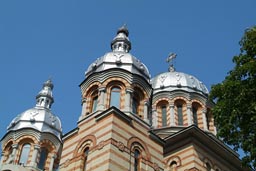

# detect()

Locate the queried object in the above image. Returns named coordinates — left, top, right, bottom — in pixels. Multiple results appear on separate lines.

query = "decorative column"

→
left=0, top=151, right=5, bottom=167
left=49, top=153, right=57, bottom=171
left=152, top=108, right=158, bottom=128
left=97, top=87, right=106, bottom=110
left=8, top=144, right=18, bottom=164
left=170, top=104, right=175, bottom=126
left=124, top=88, right=133, bottom=112
left=144, top=100, right=149, bottom=123
left=202, top=108, right=208, bottom=131
left=187, top=104, right=192, bottom=125
left=30, top=144, right=40, bottom=167
left=80, top=98, right=87, bottom=119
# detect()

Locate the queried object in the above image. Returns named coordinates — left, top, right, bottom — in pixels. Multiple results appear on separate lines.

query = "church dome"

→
left=7, top=80, right=62, bottom=140
left=85, top=25, right=150, bottom=80
left=151, top=69, right=208, bottom=95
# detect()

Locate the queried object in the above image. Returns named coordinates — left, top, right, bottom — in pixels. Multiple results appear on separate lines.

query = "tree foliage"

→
left=210, top=26, right=256, bottom=169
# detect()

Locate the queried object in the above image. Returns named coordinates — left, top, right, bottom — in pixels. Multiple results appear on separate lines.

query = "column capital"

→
left=144, top=100, right=149, bottom=106
left=126, top=87, right=134, bottom=93
left=98, top=87, right=106, bottom=92
left=169, top=104, right=175, bottom=108
left=34, top=144, right=41, bottom=150
left=81, top=97, right=87, bottom=103
left=187, top=104, right=192, bottom=109
left=12, top=144, right=18, bottom=149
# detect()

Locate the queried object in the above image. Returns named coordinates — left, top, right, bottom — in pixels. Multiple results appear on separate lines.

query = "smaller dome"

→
left=85, top=52, right=150, bottom=80
left=7, top=107, right=62, bottom=140
left=6, top=80, right=62, bottom=141
left=151, top=71, right=209, bottom=95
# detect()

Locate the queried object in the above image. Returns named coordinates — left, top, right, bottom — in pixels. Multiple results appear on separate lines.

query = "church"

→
left=0, top=26, right=246, bottom=171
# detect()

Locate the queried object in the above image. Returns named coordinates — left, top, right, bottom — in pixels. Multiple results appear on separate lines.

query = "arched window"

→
left=19, top=144, right=31, bottom=165
left=161, top=105, right=167, bottom=126
left=206, top=162, right=211, bottom=171
left=110, top=87, right=121, bottom=108
left=177, top=105, right=183, bottom=125
left=134, top=149, right=140, bottom=171
left=92, top=96, right=98, bottom=112
left=169, top=161, right=177, bottom=171
left=83, top=147, right=90, bottom=171
left=38, top=147, right=48, bottom=170
left=90, top=90, right=98, bottom=113
left=192, top=106, right=198, bottom=126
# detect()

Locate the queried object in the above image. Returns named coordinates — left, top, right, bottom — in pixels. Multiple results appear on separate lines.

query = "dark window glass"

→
left=134, top=149, right=140, bottom=171
left=132, top=97, right=139, bottom=114
left=192, top=107, right=198, bottom=126
left=84, top=148, right=90, bottom=171
left=177, top=105, right=183, bottom=125
left=206, top=163, right=211, bottom=171
left=92, top=96, right=98, bottom=112
left=38, top=148, right=48, bottom=170
left=161, top=106, right=167, bottom=126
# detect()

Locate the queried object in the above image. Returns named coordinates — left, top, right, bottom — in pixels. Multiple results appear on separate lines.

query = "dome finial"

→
left=36, top=79, right=54, bottom=109
left=111, top=25, right=131, bottom=53
left=166, top=52, right=177, bottom=72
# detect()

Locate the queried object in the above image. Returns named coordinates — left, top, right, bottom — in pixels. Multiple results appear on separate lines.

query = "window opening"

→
left=177, top=105, right=183, bottom=125
left=110, top=87, right=121, bottom=108
left=38, top=147, right=48, bottom=170
left=161, top=106, right=167, bottom=126
left=19, top=144, right=31, bottom=165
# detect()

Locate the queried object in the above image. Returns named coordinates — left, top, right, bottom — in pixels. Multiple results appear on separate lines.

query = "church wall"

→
left=60, top=110, right=164, bottom=171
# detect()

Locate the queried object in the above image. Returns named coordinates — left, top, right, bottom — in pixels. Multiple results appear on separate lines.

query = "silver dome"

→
left=85, top=52, right=150, bottom=80
left=7, top=80, right=62, bottom=140
left=7, top=107, right=62, bottom=140
left=85, top=26, right=150, bottom=80
left=151, top=71, right=209, bottom=95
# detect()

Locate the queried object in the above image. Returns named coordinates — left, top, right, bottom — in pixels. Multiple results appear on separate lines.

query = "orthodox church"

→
left=0, top=26, right=246, bottom=171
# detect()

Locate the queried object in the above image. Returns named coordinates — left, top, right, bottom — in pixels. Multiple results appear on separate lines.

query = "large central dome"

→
left=85, top=26, right=150, bottom=81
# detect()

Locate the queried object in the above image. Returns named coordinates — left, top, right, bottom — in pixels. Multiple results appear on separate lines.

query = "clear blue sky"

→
left=0, top=0, right=255, bottom=157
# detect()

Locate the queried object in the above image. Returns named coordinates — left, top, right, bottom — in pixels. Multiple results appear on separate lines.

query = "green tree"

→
left=210, top=26, right=256, bottom=169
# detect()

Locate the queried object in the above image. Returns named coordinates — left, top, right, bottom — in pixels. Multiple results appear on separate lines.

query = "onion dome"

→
left=151, top=54, right=209, bottom=95
left=85, top=25, right=150, bottom=80
left=7, top=80, right=62, bottom=140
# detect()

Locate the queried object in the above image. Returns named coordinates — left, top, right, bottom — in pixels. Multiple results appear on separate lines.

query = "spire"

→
left=36, top=79, right=54, bottom=109
left=166, top=52, right=177, bottom=72
left=111, top=25, right=131, bottom=53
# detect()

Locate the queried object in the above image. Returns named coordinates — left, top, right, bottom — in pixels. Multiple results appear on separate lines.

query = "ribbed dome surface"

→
left=151, top=71, right=209, bottom=95
left=7, top=107, right=62, bottom=140
left=85, top=52, right=150, bottom=80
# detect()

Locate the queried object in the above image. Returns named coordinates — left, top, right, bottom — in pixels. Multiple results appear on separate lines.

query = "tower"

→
left=0, top=80, right=62, bottom=171
left=59, top=26, right=163, bottom=171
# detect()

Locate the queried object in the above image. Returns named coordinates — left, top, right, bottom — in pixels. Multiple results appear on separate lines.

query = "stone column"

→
left=10, top=144, right=18, bottom=164
left=187, top=104, right=192, bottom=125
left=30, top=144, right=40, bottom=167
left=124, top=88, right=133, bottom=112
left=97, top=87, right=106, bottom=110
left=49, top=153, right=57, bottom=171
left=152, top=108, right=157, bottom=128
left=170, top=104, right=175, bottom=126
left=79, top=97, right=87, bottom=120
left=202, top=108, right=208, bottom=131
left=0, top=151, right=5, bottom=167
left=143, top=100, right=149, bottom=123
